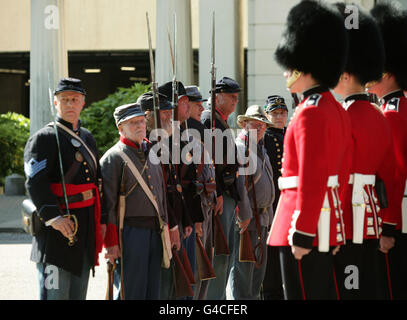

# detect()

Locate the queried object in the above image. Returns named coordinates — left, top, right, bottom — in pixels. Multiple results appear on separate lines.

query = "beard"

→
left=146, top=112, right=172, bottom=137
left=161, top=118, right=172, bottom=135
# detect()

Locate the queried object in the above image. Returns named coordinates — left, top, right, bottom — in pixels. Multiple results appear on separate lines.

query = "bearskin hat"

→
left=371, top=2, right=407, bottom=90
left=335, top=3, right=384, bottom=85
left=274, top=0, right=348, bottom=88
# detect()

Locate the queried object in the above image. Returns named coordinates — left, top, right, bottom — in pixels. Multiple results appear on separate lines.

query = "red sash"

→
left=50, top=183, right=103, bottom=266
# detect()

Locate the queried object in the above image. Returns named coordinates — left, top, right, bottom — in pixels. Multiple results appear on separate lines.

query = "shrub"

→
left=81, top=82, right=150, bottom=155
left=0, top=112, right=30, bottom=185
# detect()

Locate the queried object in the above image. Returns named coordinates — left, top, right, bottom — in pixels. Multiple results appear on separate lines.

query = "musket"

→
left=239, top=130, right=264, bottom=268
left=210, top=11, right=216, bottom=131
left=239, top=130, right=256, bottom=263
left=105, top=261, right=116, bottom=300
left=117, top=162, right=126, bottom=300
left=181, top=243, right=195, bottom=285
left=168, top=13, right=179, bottom=123
left=172, top=247, right=194, bottom=298
left=47, top=83, right=78, bottom=247
left=209, top=12, right=230, bottom=256
left=167, top=12, right=198, bottom=292
left=146, top=12, right=161, bottom=130
left=195, top=236, right=216, bottom=281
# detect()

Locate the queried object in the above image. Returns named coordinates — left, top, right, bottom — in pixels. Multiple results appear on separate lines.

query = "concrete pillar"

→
left=199, top=0, right=244, bottom=128
left=155, top=0, right=193, bottom=86
left=247, top=0, right=299, bottom=116
left=30, top=0, right=68, bottom=136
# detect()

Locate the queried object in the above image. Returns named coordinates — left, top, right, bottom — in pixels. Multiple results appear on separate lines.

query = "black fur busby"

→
left=274, top=0, right=348, bottom=88
left=371, top=2, right=407, bottom=90
left=335, top=3, right=384, bottom=85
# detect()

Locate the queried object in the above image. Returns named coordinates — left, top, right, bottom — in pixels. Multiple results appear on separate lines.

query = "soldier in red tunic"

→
left=266, top=0, right=352, bottom=299
left=368, top=3, right=407, bottom=300
left=332, top=3, right=395, bottom=300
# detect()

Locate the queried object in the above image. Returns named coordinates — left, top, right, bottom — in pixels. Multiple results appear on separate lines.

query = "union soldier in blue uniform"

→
left=24, top=77, right=105, bottom=300
left=262, top=95, right=288, bottom=300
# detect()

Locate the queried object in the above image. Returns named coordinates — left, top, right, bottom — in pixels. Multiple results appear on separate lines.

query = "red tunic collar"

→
left=216, top=107, right=229, bottom=122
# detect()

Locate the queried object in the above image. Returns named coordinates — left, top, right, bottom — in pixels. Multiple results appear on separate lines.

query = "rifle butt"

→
left=213, top=214, right=230, bottom=256
left=172, top=248, right=194, bottom=298
left=239, top=229, right=256, bottom=263
left=181, top=245, right=196, bottom=285
left=196, top=236, right=216, bottom=281
left=105, top=261, right=116, bottom=300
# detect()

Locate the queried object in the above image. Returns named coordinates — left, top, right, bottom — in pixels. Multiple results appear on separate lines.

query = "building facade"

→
left=0, top=0, right=403, bottom=131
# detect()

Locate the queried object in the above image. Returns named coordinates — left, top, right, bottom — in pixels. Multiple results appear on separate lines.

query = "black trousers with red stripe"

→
left=333, top=240, right=389, bottom=300
left=279, top=246, right=338, bottom=300
left=381, top=231, right=407, bottom=300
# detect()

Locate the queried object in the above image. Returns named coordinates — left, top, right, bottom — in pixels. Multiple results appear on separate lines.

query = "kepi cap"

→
left=137, top=92, right=173, bottom=112
left=213, top=77, right=241, bottom=94
left=54, top=77, right=86, bottom=96
left=114, top=103, right=145, bottom=126
left=158, top=81, right=187, bottom=100
left=264, top=95, right=288, bottom=113
left=185, top=85, right=207, bottom=102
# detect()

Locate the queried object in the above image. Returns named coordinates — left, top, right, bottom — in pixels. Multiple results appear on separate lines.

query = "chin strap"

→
left=286, top=70, right=303, bottom=89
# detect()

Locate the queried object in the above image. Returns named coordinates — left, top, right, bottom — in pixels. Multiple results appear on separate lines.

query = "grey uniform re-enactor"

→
left=101, top=141, right=167, bottom=226
left=100, top=139, right=168, bottom=300
left=227, top=133, right=275, bottom=300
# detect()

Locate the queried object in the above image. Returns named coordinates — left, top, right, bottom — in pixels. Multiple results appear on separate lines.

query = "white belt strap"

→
left=348, top=173, right=376, bottom=185
left=403, top=180, right=407, bottom=233
left=318, top=195, right=331, bottom=252
left=278, top=176, right=298, bottom=190
left=349, top=173, right=376, bottom=243
left=280, top=175, right=340, bottom=252
left=279, top=175, right=338, bottom=190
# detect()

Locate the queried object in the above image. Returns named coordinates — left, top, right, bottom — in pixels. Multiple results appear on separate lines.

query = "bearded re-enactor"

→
left=267, top=0, right=352, bottom=299
left=101, top=103, right=168, bottom=300
left=24, top=77, right=105, bottom=300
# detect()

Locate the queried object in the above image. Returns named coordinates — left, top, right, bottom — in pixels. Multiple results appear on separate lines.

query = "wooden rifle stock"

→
left=105, top=261, right=116, bottom=300
left=209, top=12, right=230, bottom=257
left=239, top=131, right=264, bottom=268
left=172, top=247, right=194, bottom=298
left=239, top=229, right=256, bottom=263
left=240, top=131, right=255, bottom=263
left=196, top=236, right=216, bottom=281
left=181, top=244, right=195, bottom=285
left=213, top=214, right=230, bottom=255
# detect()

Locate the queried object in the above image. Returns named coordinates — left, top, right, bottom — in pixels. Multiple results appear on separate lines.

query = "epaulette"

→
left=385, top=97, right=400, bottom=112
left=305, top=94, right=322, bottom=107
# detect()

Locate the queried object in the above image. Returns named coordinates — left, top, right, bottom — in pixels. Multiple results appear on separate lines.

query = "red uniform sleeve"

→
left=104, top=223, right=119, bottom=248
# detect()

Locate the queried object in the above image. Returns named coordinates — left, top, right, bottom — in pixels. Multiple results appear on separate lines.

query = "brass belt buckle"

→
left=82, top=189, right=93, bottom=201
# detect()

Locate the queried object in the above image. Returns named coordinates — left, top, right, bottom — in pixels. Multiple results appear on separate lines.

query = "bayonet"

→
left=146, top=12, right=161, bottom=130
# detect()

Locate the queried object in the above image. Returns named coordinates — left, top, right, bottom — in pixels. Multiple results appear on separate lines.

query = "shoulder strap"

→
left=54, top=122, right=98, bottom=169
left=115, top=149, right=164, bottom=226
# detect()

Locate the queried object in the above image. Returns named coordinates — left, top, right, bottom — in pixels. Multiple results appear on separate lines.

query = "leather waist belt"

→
left=58, top=189, right=96, bottom=204
left=278, top=175, right=339, bottom=190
